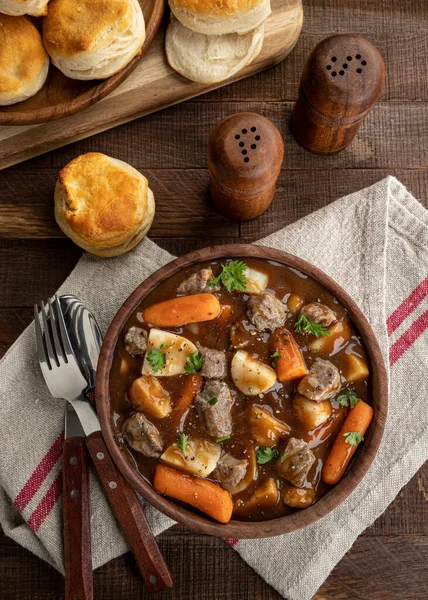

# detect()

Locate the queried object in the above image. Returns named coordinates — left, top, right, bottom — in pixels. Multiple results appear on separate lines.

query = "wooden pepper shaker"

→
left=291, top=34, right=385, bottom=154
left=208, top=112, right=284, bottom=221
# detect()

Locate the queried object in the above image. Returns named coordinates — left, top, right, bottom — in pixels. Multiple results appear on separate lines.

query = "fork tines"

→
left=34, top=296, right=72, bottom=370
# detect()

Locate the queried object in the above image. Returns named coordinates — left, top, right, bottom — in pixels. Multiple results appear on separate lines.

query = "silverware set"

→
left=34, top=295, right=173, bottom=599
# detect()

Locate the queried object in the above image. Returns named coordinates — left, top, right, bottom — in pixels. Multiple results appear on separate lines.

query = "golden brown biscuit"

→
left=0, top=15, right=49, bottom=106
left=55, top=153, right=155, bottom=257
left=169, top=0, right=271, bottom=35
left=43, top=0, right=146, bottom=80
left=0, top=0, right=49, bottom=16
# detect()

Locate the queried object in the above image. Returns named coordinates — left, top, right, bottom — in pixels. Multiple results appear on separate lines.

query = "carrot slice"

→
left=322, top=400, right=374, bottom=485
left=153, top=464, right=233, bottom=524
left=171, top=373, right=203, bottom=426
left=270, top=328, right=308, bottom=382
left=143, top=294, right=221, bottom=327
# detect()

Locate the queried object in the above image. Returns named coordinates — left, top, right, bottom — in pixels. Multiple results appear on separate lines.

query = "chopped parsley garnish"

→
left=270, top=350, right=282, bottom=368
left=146, top=348, right=166, bottom=373
left=337, top=388, right=361, bottom=409
left=208, top=260, right=247, bottom=293
left=343, top=431, right=364, bottom=446
left=210, top=396, right=218, bottom=406
left=256, top=447, right=279, bottom=464
left=178, top=433, right=189, bottom=453
left=185, top=352, right=204, bottom=374
left=160, top=342, right=174, bottom=349
left=294, top=314, right=331, bottom=337
left=216, top=435, right=231, bottom=443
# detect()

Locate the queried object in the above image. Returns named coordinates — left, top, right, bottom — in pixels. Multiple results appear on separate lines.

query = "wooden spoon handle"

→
left=86, top=431, right=173, bottom=592
left=63, top=436, right=93, bottom=600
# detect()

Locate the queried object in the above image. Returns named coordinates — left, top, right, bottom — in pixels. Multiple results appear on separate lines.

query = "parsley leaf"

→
left=185, top=352, right=204, bottom=375
left=208, top=260, right=247, bottom=293
left=337, top=388, right=361, bottom=409
left=178, top=433, right=189, bottom=453
left=343, top=431, right=364, bottom=446
left=216, top=435, right=231, bottom=443
left=146, top=349, right=166, bottom=373
left=256, top=447, right=279, bottom=464
left=270, top=350, right=282, bottom=368
left=210, top=396, right=218, bottom=406
left=294, top=314, right=331, bottom=337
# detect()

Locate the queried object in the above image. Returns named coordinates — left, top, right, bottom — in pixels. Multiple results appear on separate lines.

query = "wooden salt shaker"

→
left=291, top=35, right=385, bottom=154
left=208, top=113, right=284, bottom=221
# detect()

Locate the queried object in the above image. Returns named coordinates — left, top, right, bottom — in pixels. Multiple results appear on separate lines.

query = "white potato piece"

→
left=308, top=320, right=351, bottom=354
left=249, top=405, right=289, bottom=447
left=231, top=350, right=277, bottom=395
left=128, top=375, right=171, bottom=418
left=344, top=353, right=370, bottom=382
left=160, top=438, right=221, bottom=477
left=244, top=268, right=268, bottom=295
left=142, top=328, right=197, bottom=377
left=293, top=395, right=332, bottom=429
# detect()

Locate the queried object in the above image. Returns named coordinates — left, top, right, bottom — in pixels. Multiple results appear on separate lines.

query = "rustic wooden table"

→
left=1, top=1, right=427, bottom=598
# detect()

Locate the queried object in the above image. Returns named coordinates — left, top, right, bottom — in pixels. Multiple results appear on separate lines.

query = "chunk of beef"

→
left=247, top=292, right=287, bottom=332
left=297, top=358, right=341, bottom=402
left=195, top=380, right=232, bottom=438
left=124, top=326, right=147, bottom=356
left=122, top=413, right=163, bottom=458
left=278, top=437, right=316, bottom=487
left=177, top=268, right=218, bottom=295
left=301, top=302, right=336, bottom=327
left=199, top=346, right=226, bottom=379
left=214, top=453, right=248, bottom=493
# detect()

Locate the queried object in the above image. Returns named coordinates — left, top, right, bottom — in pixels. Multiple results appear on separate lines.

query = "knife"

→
left=63, top=403, right=93, bottom=600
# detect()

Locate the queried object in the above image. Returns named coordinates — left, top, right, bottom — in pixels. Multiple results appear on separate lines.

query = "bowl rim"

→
left=96, top=244, right=388, bottom=539
left=0, top=0, right=165, bottom=126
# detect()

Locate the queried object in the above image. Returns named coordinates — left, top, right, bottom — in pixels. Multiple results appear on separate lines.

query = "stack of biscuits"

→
left=0, top=0, right=146, bottom=105
left=165, top=0, right=272, bottom=84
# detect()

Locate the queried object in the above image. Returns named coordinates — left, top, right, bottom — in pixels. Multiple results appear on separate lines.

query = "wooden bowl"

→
left=0, top=0, right=164, bottom=126
left=96, top=244, right=388, bottom=538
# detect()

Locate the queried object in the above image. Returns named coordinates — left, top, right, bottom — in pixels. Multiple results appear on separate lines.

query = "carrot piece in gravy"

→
left=153, top=464, right=233, bottom=524
left=171, top=373, right=204, bottom=425
left=142, top=294, right=221, bottom=327
left=270, top=328, right=308, bottom=382
left=322, top=400, right=373, bottom=485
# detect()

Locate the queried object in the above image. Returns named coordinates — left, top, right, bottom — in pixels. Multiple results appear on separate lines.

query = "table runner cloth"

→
left=1, top=176, right=427, bottom=600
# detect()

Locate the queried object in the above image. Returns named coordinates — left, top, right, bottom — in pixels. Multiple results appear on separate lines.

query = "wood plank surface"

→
left=0, top=0, right=427, bottom=598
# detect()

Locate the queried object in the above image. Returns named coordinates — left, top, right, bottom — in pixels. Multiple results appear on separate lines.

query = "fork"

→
left=34, top=296, right=173, bottom=593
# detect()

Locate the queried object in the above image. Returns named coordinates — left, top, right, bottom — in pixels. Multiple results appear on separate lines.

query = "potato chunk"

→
left=287, top=294, right=304, bottom=315
left=282, top=486, right=316, bottom=509
left=231, top=350, right=277, bottom=395
left=293, top=395, right=332, bottom=429
left=244, top=267, right=269, bottom=295
left=344, top=353, right=370, bottom=382
left=160, top=438, right=221, bottom=477
left=234, top=478, right=278, bottom=514
left=308, top=320, right=351, bottom=353
left=142, top=328, right=197, bottom=377
left=249, top=405, right=289, bottom=447
left=129, top=375, right=171, bottom=418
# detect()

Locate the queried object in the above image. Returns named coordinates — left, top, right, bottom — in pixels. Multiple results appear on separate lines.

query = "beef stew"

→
left=109, top=257, right=372, bottom=523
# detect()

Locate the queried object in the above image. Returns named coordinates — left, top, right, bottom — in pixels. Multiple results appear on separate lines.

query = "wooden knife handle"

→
left=63, top=437, right=93, bottom=600
left=86, top=431, right=173, bottom=592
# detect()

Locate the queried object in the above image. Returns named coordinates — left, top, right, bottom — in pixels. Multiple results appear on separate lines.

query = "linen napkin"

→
left=0, top=176, right=427, bottom=600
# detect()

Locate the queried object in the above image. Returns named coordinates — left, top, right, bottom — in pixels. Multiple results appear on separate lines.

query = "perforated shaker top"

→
left=300, top=34, right=385, bottom=120
left=208, top=112, right=284, bottom=192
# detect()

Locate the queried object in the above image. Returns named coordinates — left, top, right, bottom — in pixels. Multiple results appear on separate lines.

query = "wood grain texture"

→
left=0, top=0, right=303, bottom=169
left=0, top=0, right=427, bottom=597
left=62, top=437, right=92, bottom=600
left=85, top=431, right=173, bottom=592
left=0, top=0, right=165, bottom=125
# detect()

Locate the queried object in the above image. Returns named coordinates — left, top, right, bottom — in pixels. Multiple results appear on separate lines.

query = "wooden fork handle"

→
left=63, top=436, right=93, bottom=600
left=86, top=431, right=173, bottom=592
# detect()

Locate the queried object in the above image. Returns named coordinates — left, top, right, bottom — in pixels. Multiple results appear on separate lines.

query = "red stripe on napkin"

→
left=389, top=308, right=428, bottom=366
left=224, top=538, right=239, bottom=547
left=14, top=431, right=64, bottom=512
left=28, top=472, right=62, bottom=533
left=387, top=276, right=428, bottom=335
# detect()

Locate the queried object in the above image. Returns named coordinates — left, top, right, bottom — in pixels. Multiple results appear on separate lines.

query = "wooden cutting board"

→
left=0, top=0, right=303, bottom=171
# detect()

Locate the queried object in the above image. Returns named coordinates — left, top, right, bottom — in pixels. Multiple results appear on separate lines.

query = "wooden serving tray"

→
left=0, top=0, right=303, bottom=171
